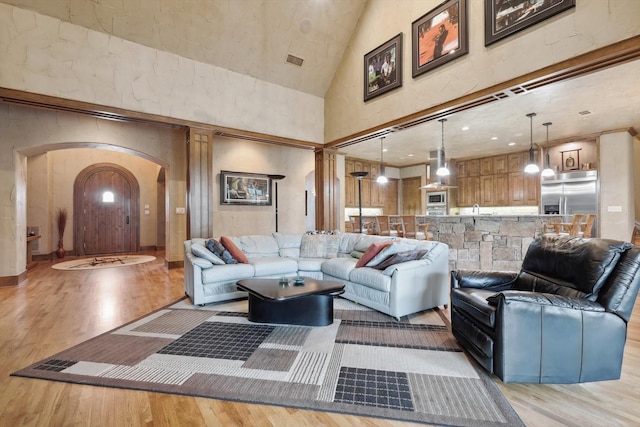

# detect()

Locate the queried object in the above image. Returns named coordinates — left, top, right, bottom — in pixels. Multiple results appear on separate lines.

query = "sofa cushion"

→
left=221, top=236, right=249, bottom=263
left=207, top=239, right=238, bottom=264
left=201, top=263, right=255, bottom=283
left=353, top=235, right=392, bottom=252
left=188, top=255, right=214, bottom=269
left=300, top=233, right=340, bottom=258
left=450, top=288, right=498, bottom=328
left=238, top=235, right=280, bottom=257
left=321, top=257, right=357, bottom=280
left=250, top=257, right=298, bottom=276
left=297, top=257, right=324, bottom=272
left=356, top=241, right=393, bottom=268
left=273, top=233, right=302, bottom=248
left=338, top=233, right=365, bottom=255
left=373, top=249, right=428, bottom=270
left=517, top=236, right=633, bottom=300
left=366, top=242, right=418, bottom=267
left=349, top=267, right=392, bottom=292
left=191, top=243, right=225, bottom=265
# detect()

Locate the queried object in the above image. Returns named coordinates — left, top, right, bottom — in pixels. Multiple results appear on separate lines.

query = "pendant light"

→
left=436, top=118, right=450, bottom=177
left=541, top=122, right=555, bottom=177
left=376, top=137, right=388, bottom=184
left=524, top=112, right=540, bottom=174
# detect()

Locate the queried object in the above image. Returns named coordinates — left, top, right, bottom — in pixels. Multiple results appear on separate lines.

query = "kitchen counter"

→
left=417, top=214, right=563, bottom=272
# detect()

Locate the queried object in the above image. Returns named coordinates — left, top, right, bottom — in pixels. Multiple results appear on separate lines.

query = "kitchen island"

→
left=417, top=215, right=563, bottom=272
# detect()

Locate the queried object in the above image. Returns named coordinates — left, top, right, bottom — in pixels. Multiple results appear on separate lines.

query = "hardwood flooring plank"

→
left=1, top=251, right=639, bottom=426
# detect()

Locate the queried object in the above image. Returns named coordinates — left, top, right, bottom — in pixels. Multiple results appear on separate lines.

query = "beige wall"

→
left=325, top=0, right=640, bottom=142
left=599, top=131, right=635, bottom=240
left=0, top=3, right=324, bottom=144
left=0, top=103, right=186, bottom=278
left=27, top=149, right=161, bottom=255
left=212, top=136, right=315, bottom=237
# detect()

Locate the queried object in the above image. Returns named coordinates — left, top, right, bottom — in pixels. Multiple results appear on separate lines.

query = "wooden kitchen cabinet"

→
left=457, top=176, right=480, bottom=207
left=508, top=172, right=525, bottom=205
left=345, top=176, right=356, bottom=207
left=508, top=152, right=525, bottom=173
left=457, top=159, right=479, bottom=178
left=480, top=175, right=495, bottom=206
left=480, top=158, right=494, bottom=176
left=493, top=155, right=508, bottom=174
left=495, top=173, right=509, bottom=206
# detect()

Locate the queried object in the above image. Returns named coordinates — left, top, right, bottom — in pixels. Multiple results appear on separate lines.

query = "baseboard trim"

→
left=0, top=270, right=27, bottom=287
left=166, top=259, right=183, bottom=269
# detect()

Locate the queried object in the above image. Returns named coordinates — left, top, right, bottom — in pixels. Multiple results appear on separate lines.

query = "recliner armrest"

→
left=487, top=291, right=605, bottom=312
left=451, top=270, right=517, bottom=290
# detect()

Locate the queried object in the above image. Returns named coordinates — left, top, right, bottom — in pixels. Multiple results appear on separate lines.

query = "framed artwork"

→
left=484, top=0, right=576, bottom=46
left=364, top=33, right=403, bottom=102
left=561, top=149, right=580, bottom=171
left=411, top=0, right=468, bottom=78
left=220, top=170, right=272, bottom=205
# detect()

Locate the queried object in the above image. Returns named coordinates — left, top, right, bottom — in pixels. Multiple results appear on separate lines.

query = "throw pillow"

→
left=366, top=242, right=418, bottom=267
left=206, top=239, right=237, bottom=264
left=191, top=243, right=225, bottom=265
left=220, top=236, right=249, bottom=264
left=373, top=249, right=428, bottom=270
left=355, top=241, right=393, bottom=268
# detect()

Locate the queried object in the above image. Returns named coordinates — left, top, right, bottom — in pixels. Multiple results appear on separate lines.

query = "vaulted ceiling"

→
left=4, top=0, right=639, bottom=166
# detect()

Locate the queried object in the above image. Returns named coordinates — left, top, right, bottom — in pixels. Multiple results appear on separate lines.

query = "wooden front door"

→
left=75, top=164, right=139, bottom=256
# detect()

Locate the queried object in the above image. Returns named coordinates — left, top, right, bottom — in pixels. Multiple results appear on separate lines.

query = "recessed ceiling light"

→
left=383, top=148, right=388, bottom=152
left=491, top=136, right=498, bottom=140
left=408, top=154, right=414, bottom=157
left=508, top=142, right=516, bottom=146
left=461, top=126, right=469, bottom=131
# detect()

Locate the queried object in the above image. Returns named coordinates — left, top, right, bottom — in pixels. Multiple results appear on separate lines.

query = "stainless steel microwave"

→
left=426, top=191, right=446, bottom=206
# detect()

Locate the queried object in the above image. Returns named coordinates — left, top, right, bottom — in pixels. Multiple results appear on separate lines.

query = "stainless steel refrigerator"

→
left=541, top=170, right=598, bottom=237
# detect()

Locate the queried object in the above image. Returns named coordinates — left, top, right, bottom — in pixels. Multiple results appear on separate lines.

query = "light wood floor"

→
left=1, top=252, right=639, bottom=426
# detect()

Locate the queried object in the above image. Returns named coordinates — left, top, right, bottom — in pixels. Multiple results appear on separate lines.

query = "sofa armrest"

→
left=451, top=270, right=517, bottom=290
left=487, top=291, right=605, bottom=312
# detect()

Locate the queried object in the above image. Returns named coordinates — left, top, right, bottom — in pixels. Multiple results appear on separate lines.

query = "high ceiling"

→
left=4, top=0, right=639, bottom=166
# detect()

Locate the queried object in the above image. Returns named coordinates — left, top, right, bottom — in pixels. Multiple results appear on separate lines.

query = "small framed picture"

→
left=220, top=171, right=272, bottom=205
left=364, top=33, right=403, bottom=102
left=411, top=0, right=468, bottom=78
left=484, top=0, right=576, bottom=46
left=561, top=149, right=580, bottom=171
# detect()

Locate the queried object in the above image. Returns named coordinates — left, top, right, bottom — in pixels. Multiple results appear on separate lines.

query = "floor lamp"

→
left=267, top=174, right=285, bottom=232
left=350, top=171, right=368, bottom=233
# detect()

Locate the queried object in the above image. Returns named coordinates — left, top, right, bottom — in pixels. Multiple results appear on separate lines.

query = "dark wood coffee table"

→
left=236, top=278, right=345, bottom=326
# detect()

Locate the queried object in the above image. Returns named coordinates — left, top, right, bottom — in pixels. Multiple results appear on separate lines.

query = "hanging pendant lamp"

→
left=541, top=122, right=555, bottom=177
left=436, top=118, right=450, bottom=177
left=376, top=137, right=388, bottom=184
left=524, top=112, right=540, bottom=174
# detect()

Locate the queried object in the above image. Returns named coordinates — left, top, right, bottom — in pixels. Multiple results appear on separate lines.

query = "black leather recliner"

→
left=450, top=235, right=640, bottom=383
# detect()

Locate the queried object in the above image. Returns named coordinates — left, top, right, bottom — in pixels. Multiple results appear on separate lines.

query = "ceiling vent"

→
left=286, top=54, right=304, bottom=67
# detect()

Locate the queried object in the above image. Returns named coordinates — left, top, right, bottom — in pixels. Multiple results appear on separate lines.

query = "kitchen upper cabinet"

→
left=353, top=160, right=370, bottom=176
left=361, top=178, right=371, bottom=206
left=480, top=175, right=495, bottom=206
left=370, top=163, right=380, bottom=180
left=345, top=176, right=356, bottom=207
left=494, top=155, right=508, bottom=174
left=480, top=158, right=494, bottom=175
left=508, top=152, right=525, bottom=173
left=508, top=172, right=525, bottom=205
left=523, top=172, right=539, bottom=205
left=457, top=159, right=479, bottom=177
left=345, top=159, right=355, bottom=176
left=370, top=180, right=385, bottom=207
left=495, top=173, right=509, bottom=206
left=457, top=176, right=480, bottom=207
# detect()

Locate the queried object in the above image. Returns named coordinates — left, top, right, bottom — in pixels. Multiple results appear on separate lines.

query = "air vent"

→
left=578, top=110, right=592, bottom=115
left=286, top=54, right=304, bottom=67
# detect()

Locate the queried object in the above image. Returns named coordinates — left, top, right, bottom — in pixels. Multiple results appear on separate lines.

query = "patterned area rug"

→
left=51, top=255, right=156, bottom=270
left=12, top=298, right=523, bottom=426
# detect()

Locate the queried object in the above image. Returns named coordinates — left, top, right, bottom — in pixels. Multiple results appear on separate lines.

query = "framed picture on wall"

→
left=364, top=33, right=403, bottom=102
left=220, top=171, right=272, bottom=205
left=411, top=0, right=468, bottom=78
left=484, top=0, right=576, bottom=46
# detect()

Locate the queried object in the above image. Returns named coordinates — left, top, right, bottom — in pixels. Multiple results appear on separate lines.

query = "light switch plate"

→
left=175, top=207, right=186, bottom=214
left=607, top=205, right=622, bottom=212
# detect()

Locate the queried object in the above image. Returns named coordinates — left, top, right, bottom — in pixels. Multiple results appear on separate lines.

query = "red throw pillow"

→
left=220, top=236, right=249, bottom=264
left=356, top=241, right=393, bottom=268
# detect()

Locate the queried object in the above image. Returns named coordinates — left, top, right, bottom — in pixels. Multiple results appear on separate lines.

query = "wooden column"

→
left=187, top=128, right=214, bottom=239
left=315, top=148, right=338, bottom=231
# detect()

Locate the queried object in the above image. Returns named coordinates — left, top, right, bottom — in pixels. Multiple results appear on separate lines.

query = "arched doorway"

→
left=74, top=163, right=140, bottom=256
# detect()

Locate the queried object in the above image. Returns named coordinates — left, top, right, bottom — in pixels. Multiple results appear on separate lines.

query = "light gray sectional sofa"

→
left=183, top=232, right=450, bottom=319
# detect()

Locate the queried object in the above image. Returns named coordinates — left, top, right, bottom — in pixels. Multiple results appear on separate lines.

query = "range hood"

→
left=419, top=151, right=457, bottom=190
